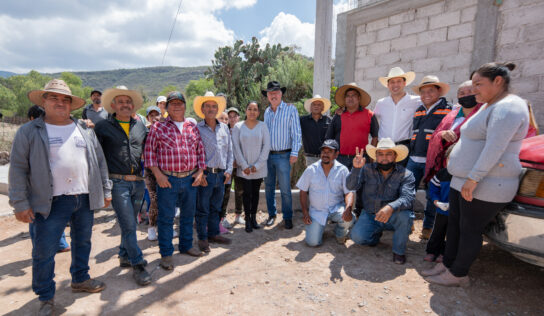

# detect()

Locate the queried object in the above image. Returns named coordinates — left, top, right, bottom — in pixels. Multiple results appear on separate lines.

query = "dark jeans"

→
left=406, top=159, right=436, bottom=229
left=265, top=152, right=292, bottom=220
left=425, top=212, right=448, bottom=256
left=196, top=172, right=225, bottom=240
left=29, top=228, right=69, bottom=252
left=221, top=171, right=243, bottom=218
left=241, top=178, right=263, bottom=215
left=111, top=179, right=146, bottom=266
left=443, top=189, right=507, bottom=277
left=157, top=175, right=197, bottom=255
left=30, top=194, right=93, bottom=301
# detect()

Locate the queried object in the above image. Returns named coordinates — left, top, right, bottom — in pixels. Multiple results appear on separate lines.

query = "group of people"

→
left=8, top=61, right=535, bottom=315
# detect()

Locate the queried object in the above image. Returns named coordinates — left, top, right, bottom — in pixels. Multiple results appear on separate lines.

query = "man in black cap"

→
left=296, top=139, right=354, bottom=246
left=262, top=81, right=302, bottom=229
left=82, top=90, right=108, bottom=127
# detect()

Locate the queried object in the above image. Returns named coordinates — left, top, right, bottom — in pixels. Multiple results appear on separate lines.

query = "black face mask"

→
left=458, top=95, right=477, bottom=108
left=377, top=162, right=395, bottom=171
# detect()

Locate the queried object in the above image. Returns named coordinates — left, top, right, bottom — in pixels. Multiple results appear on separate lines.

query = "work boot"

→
left=120, top=257, right=147, bottom=268
left=284, top=219, right=293, bottom=230
left=245, top=214, right=253, bottom=233
left=209, top=235, right=232, bottom=244
left=38, top=299, right=54, bottom=316
left=133, top=264, right=151, bottom=286
left=198, top=239, right=210, bottom=253
left=159, top=256, right=174, bottom=270
left=71, top=278, right=106, bottom=293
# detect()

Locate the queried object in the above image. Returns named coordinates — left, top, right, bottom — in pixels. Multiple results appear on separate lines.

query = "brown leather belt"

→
left=109, top=174, right=145, bottom=181
left=162, top=168, right=197, bottom=178
left=206, top=167, right=225, bottom=173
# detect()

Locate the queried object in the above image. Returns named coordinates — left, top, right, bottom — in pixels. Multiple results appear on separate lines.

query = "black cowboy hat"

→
left=261, top=81, right=287, bottom=97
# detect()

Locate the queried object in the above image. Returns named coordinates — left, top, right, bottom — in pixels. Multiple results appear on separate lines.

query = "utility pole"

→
left=313, top=0, right=333, bottom=99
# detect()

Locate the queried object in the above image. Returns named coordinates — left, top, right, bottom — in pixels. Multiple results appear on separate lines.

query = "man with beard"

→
left=297, top=140, right=354, bottom=246
left=82, top=90, right=108, bottom=127
left=347, top=138, right=415, bottom=264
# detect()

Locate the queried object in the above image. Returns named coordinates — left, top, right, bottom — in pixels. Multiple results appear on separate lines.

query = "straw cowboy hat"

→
left=334, top=82, right=371, bottom=108
left=411, top=75, right=450, bottom=96
left=101, top=85, right=144, bottom=114
left=193, top=91, right=227, bottom=119
left=28, top=79, right=86, bottom=110
left=304, top=95, right=331, bottom=114
left=378, top=67, right=416, bottom=88
left=365, top=138, right=409, bottom=162
left=261, top=81, right=286, bottom=97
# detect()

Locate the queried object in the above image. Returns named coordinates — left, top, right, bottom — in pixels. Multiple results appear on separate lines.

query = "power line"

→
left=162, top=0, right=183, bottom=66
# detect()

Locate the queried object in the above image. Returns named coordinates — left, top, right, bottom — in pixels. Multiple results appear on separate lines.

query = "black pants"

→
left=241, top=178, right=263, bottom=216
left=425, top=212, right=448, bottom=256
left=443, top=189, right=507, bottom=277
left=221, top=171, right=243, bottom=218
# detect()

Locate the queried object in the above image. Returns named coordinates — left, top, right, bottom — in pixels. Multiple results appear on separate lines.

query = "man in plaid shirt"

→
left=145, top=91, right=206, bottom=270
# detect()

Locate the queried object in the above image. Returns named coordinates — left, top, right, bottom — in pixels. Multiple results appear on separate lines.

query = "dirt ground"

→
left=0, top=207, right=543, bottom=316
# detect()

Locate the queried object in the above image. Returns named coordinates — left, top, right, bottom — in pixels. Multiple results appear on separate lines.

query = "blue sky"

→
left=0, top=0, right=351, bottom=73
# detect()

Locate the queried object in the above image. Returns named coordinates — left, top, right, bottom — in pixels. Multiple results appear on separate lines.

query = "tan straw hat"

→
left=334, top=82, right=371, bottom=108
left=411, top=75, right=450, bottom=96
left=101, top=85, right=144, bottom=114
left=27, top=79, right=86, bottom=110
left=378, top=67, right=416, bottom=88
left=193, top=91, right=227, bottom=119
left=365, top=138, right=409, bottom=162
left=304, top=95, right=331, bottom=114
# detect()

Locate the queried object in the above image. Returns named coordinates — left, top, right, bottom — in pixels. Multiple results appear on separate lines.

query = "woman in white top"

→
left=231, top=101, right=271, bottom=232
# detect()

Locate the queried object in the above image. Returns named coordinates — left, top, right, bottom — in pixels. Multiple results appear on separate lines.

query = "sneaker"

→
left=221, top=217, right=233, bottom=229
left=147, top=226, right=158, bottom=241
left=38, top=299, right=54, bottom=316
left=133, top=264, right=152, bottom=286
left=71, top=278, right=106, bottom=293
left=234, top=214, right=245, bottom=225
left=265, top=216, right=276, bottom=226
left=219, top=222, right=230, bottom=234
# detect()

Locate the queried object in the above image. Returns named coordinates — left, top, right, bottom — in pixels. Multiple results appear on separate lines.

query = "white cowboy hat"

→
left=365, top=138, right=409, bottom=162
left=334, top=82, right=371, bottom=108
left=411, top=75, right=450, bottom=96
left=101, top=85, right=144, bottom=114
left=304, top=95, right=331, bottom=114
left=378, top=67, right=416, bottom=88
left=28, top=79, right=86, bottom=110
left=193, top=91, right=227, bottom=119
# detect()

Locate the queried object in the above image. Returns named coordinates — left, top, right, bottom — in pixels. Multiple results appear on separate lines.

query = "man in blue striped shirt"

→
left=262, top=81, right=302, bottom=229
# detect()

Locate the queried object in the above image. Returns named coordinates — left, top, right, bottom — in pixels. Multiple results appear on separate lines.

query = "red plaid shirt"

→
left=144, top=117, right=206, bottom=172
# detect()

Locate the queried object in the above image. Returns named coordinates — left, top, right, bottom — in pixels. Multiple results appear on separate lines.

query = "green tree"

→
left=158, top=85, right=179, bottom=97
left=183, top=78, right=215, bottom=119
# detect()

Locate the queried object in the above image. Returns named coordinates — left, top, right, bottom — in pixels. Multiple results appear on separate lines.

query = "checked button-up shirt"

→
left=144, top=117, right=206, bottom=172
left=197, top=120, right=233, bottom=175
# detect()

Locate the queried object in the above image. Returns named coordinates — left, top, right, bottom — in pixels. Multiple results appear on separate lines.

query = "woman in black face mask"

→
left=423, top=81, right=483, bottom=185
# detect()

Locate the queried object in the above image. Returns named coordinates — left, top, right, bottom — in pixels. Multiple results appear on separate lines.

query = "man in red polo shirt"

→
left=326, top=82, right=379, bottom=170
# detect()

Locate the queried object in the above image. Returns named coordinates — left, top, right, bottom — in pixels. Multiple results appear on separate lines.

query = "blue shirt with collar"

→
left=264, top=100, right=302, bottom=157
left=196, top=119, right=233, bottom=175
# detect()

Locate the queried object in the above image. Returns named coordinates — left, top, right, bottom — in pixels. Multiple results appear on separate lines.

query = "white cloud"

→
left=259, top=12, right=314, bottom=57
left=0, top=0, right=256, bottom=73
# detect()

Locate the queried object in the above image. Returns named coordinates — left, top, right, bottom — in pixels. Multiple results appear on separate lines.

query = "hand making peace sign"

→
left=352, top=147, right=366, bottom=169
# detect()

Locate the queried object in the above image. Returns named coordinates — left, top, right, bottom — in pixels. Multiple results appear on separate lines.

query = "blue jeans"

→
left=30, top=194, right=93, bottom=301
left=157, top=175, right=197, bottom=256
left=29, top=228, right=69, bottom=251
left=196, top=172, right=225, bottom=240
left=111, top=179, right=145, bottom=266
left=350, top=210, right=414, bottom=255
left=406, top=159, right=436, bottom=229
left=305, top=210, right=353, bottom=247
left=265, top=152, right=293, bottom=220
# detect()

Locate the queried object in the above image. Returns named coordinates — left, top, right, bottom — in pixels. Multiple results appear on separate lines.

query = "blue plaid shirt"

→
left=197, top=120, right=233, bottom=175
left=346, top=163, right=415, bottom=213
left=264, top=101, right=302, bottom=157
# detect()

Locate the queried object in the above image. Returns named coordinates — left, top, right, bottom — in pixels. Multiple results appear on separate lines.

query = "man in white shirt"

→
left=374, top=67, right=421, bottom=166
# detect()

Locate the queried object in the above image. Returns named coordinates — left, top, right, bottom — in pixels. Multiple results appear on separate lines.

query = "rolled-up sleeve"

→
left=388, top=170, right=415, bottom=212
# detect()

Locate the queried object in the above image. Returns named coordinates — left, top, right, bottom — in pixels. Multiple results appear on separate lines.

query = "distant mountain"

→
left=0, top=71, right=16, bottom=78
left=50, top=66, right=208, bottom=99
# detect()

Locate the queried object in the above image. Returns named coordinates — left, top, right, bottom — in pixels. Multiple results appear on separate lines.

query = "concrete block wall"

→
left=354, top=0, right=478, bottom=108
left=496, top=0, right=544, bottom=126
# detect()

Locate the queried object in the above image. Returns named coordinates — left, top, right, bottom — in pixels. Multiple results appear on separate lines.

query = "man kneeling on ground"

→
left=297, top=139, right=354, bottom=246
left=347, top=138, right=415, bottom=264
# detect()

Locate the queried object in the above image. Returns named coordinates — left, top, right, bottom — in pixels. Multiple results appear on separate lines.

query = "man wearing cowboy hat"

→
left=145, top=91, right=207, bottom=267
left=300, top=95, right=332, bottom=166
left=325, top=82, right=379, bottom=170
left=374, top=67, right=421, bottom=165
left=82, top=89, right=107, bottom=127
left=297, top=139, right=354, bottom=246
left=346, top=138, right=416, bottom=264
left=9, top=79, right=112, bottom=315
left=407, top=76, right=452, bottom=240
left=94, top=85, right=152, bottom=286
left=262, top=81, right=302, bottom=229
left=194, top=91, right=234, bottom=252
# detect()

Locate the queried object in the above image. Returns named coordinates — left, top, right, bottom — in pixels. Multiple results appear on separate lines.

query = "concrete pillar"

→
left=313, top=0, right=333, bottom=98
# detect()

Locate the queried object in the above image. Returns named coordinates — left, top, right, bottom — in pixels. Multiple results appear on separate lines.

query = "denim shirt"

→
left=346, top=163, right=415, bottom=213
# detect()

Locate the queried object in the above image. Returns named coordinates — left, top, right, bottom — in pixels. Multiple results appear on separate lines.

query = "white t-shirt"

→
left=374, top=93, right=421, bottom=142
left=45, top=122, right=89, bottom=196
left=173, top=118, right=196, bottom=133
